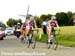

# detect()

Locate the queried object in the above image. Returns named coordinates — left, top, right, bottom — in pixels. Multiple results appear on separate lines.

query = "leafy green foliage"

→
left=7, top=18, right=22, bottom=27
left=35, top=11, right=75, bottom=27
left=0, top=22, right=6, bottom=28
left=56, top=12, right=69, bottom=26
left=5, top=11, right=75, bottom=27
left=34, top=16, right=41, bottom=28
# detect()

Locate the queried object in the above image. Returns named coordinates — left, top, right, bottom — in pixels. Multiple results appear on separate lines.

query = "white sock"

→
left=48, top=35, right=54, bottom=42
left=50, top=35, right=54, bottom=42
left=48, top=38, right=50, bottom=43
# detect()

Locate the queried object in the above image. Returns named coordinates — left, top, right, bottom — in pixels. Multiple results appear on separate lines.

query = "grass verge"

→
left=35, top=26, right=75, bottom=47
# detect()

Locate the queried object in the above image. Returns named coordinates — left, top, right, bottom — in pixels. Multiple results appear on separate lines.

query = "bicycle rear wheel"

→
left=52, top=37, right=58, bottom=50
left=28, top=39, right=31, bottom=48
left=27, top=34, right=32, bottom=48
left=47, top=43, right=51, bottom=49
left=31, top=40, right=36, bottom=49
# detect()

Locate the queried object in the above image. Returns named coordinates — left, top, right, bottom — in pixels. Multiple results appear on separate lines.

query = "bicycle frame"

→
left=27, top=28, right=38, bottom=49
left=47, top=29, right=60, bottom=50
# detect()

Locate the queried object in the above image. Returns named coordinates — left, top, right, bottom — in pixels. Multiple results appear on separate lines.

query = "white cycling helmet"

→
left=17, top=22, right=20, bottom=24
left=51, top=16, right=56, bottom=20
left=30, top=16, right=34, bottom=20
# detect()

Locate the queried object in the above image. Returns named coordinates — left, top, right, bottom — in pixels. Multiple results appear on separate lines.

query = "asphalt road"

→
left=0, top=35, right=75, bottom=56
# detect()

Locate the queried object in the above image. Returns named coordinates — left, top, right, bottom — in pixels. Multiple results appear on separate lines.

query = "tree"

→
left=34, top=16, right=41, bottom=28
left=56, top=12, right=69, bottom=26
left=17, top=19, right=22, bottom=24
left=0, top=21, right=6, bottom=28
left=67, top=11, right=73, bottom=25
left=46, top=14, right=52, bottom=20
left=40, top=14, right=47, bottom=22
left=7, top=18, right=15, bottom=27
left=7, top=18, right=22, bottom=27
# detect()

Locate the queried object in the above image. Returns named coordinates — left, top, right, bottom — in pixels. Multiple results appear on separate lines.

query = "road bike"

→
left=27, top=28, right=38, bottom=49
left=47, top=29, right=60, bottom=50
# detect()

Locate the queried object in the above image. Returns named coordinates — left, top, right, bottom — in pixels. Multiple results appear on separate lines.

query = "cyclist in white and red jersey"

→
left=26, top=15, right=37, bottom=33
left=21, top=15, right=37, bottom=41
left=48, top=16, right=60, bottom=44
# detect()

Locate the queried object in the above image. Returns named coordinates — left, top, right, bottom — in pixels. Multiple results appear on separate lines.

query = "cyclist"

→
left=43, top=18, right=51, bottom=43
left=21, top=15, right=38, bottom=41
left=15, top=22, right=21, bottom=36
left=20, top=22, right=26, bottom=41
left=15, top=22, right=21, bottom=30
left=26, top=15, right=38, bottom=36
left=48, top=16, right=60, bottom=44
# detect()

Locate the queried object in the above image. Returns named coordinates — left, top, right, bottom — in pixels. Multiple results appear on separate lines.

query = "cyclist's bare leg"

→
left=21, top=30, right=25, bottom=41
left=46, top=27, right=51, bottom=43
left=20, top=29, right=24, bottom=39
left=21, top=28, right=27, bottom=40
left=23, top=31, right=26, bottom=40
left=25, top=29, right=29, bottom=37
left=47, top=28, right=55, bottom=44
left=25, top=26, right=30, bottom=40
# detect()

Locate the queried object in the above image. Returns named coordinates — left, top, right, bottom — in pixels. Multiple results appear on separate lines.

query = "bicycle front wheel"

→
left=31, top=40, right=36, bottom=49
left=52, top=37, right=58, bottom=50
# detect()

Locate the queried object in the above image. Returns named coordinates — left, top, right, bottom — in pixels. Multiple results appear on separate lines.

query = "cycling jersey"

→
left=49, top=20, right=57, bottom=28
left=21, top=23, right=26, bottom=30
left=45, top=21, right=49, bottom=27
left=15, top=25, right=21, bottom=30
left=49, top=19, right=57, bottom=32
left=29, top=20, right=35, bottom=28
left=42, top=21, right=46, bottom=25
left=23, top=20, right=36, bottom=33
